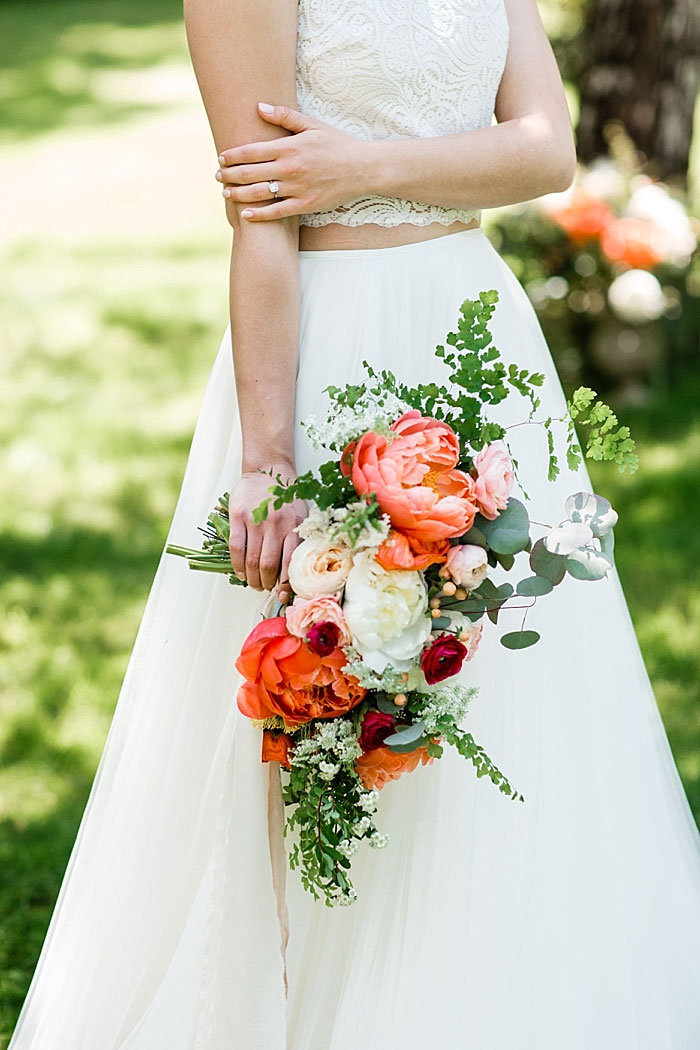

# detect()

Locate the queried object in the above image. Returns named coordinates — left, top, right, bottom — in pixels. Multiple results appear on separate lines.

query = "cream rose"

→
left=444, top=544, right=489, bottom=590
left=343, top=550, right=431, bottom=672
left=288, top=536, right=353, bottom=599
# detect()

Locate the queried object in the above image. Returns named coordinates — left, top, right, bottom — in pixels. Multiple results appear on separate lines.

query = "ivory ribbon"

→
left=266, top=760, right=290, bottom=998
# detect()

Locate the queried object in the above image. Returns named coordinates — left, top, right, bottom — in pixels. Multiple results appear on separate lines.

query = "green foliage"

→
left=567, top=387, right=639, bottom=472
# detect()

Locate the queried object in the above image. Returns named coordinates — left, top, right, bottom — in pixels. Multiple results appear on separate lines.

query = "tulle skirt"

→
left=9, top=227, right=700, bottom=1050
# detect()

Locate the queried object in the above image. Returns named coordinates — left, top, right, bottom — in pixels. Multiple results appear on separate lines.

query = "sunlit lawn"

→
left=1, top=0, right=699, bottom=1044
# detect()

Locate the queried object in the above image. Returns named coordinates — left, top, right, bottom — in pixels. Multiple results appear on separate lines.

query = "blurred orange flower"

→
left=236, top=617, right=365, bottom=726
left=549, top=188, right=615, bottom=245
left=355, top=740, right=438, bottom=791
left=600, top=217, right=667, bottom=269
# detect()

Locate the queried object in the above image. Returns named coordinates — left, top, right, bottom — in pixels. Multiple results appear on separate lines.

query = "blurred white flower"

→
left=626, top=181, right=696, bottom=266
left=579, top=158, right=627, bottom=202
left=607, top=269, right=666, bottom=324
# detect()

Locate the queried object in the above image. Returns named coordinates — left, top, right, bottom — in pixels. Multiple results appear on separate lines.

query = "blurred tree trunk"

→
left=577, top=0, right=700, bottom=186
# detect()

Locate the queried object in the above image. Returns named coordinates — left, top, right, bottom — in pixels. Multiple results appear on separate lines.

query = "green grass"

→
left=0, top=0, right=188, bottom=143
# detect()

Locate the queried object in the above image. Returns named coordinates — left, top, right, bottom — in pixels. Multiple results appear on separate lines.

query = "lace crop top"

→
left=295, top=0, right=510, bottom=228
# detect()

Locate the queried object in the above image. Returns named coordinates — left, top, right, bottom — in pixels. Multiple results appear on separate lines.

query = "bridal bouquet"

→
left=166, top=289, right=637, bottom=906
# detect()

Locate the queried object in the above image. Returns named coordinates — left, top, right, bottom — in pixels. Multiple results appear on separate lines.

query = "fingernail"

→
left=218, top=154, right=226, bottom=165
left=223, top=188, right=232, bottom=197
left=215, top=170, right=223, bottom=181
left=236, top=572, right=246, bottom=581
left=258, top=102, right=274, bottom=113
left=241, top=209, right=253, bottom=218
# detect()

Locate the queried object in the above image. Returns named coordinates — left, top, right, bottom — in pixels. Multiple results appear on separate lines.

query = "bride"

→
left=9, top=0, right=700, bottom=1047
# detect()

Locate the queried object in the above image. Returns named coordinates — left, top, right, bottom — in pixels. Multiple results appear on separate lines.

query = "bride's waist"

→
left=297, top=216, right=481, bottom=252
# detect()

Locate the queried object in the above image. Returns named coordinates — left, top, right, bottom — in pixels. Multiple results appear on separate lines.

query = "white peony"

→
left=607, top=269, right=666, bottom=324
left=343, top=550, right=432, bottom=672
left=288, top=536, right=353, bottom=599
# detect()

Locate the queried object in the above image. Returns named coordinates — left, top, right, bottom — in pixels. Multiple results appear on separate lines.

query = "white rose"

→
left=343, top=550, right=431, bottom=672
left=288, top=536, right=353, bottom=599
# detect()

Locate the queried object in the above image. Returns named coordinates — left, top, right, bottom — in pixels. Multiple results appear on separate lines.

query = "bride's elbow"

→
left=528, top=123, right=577, bottom=196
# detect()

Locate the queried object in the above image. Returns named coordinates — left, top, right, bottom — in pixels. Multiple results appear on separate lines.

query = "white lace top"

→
left=295, top=0, right=510, bottom=228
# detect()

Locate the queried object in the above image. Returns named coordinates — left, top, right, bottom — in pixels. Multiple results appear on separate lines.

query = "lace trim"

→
left=299, top=198, right=481, bottom=228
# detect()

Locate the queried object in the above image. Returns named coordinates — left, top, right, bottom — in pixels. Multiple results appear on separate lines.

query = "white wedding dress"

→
left=9, top=0, right=700, bottom=1047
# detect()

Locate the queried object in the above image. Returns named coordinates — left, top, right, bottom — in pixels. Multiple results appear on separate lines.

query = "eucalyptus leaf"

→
left=529, top=537, right=566, bottom=584
left=564, top=491, right=618, bottom=537
left=565, top=545, right=613, bottom=581
left=476, top=498, right=531, bottom=555
left=384, top=720, right=426, bottom=748
left=375, top=693, right=401, bottom=715
left=387, top=733, right=432, bottom=754
left=430, top=615, right=452, bottom=632
left=516, top=576, right=554, bottom=597
left=500, top=630, right=541, bottom=650
left=459, top=525, right=489, bottom=549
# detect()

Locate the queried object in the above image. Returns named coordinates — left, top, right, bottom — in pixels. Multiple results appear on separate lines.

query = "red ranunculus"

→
left=420, top=634, right=468, bottom=684
left=305, top=620, right=340, bottom=656
left=359, top=709, right=396, bottom=751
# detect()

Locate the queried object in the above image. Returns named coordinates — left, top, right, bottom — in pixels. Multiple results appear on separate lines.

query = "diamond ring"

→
left=268, top=180, right=280, bottom=198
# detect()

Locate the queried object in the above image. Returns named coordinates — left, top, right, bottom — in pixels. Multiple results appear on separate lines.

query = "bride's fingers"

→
left=259, top=532, right=283, bottom=593
left=279, top=532, right=299, bottom=602
left=217, top=141, right=279, bottom=169
left=217, top=162, right=281, bottom=187
left=222, top=182, right=282, bottom=204
left=228, top=517, right=247, bottom=582
left=244, top=529, right=263, bottom=591
left=240, top=199, right=303, bottom=222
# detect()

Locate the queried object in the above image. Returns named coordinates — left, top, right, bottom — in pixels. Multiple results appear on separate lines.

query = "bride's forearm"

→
left=229, top=215, right=300, bottom=474
left=360, top=116, right=576, bottom=212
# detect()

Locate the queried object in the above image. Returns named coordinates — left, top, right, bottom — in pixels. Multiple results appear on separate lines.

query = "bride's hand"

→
left=228, top=469, right=306, bottom=601
left=215, top=103, right=368, bottom=221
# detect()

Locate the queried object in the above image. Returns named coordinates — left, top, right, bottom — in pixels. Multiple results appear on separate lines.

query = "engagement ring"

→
left=268, top=180, right=280, bottom=198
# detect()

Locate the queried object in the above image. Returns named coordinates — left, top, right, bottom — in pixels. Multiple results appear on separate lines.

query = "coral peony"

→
left=358, top=710, right=396, bottom=751
left=420, top=634, right=468, bottom=684
left=600, top=217, right=667, bottom=269
left=347, top=410, right=478, bottom=543
left=261, top=730, right=293, bottom=769
left=472, top=444, right=514, bottom=520
left=444, top=544, right=489, bottom=589
left=375, top=529, right=450, bottom=571
left=235, top=617, right=365, bottom=726
left=355, top=741, right=437, bottom=791
left=285, top=595, right=351, bottom=646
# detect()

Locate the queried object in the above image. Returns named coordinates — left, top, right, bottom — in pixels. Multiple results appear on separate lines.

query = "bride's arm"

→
left=184, top=0, right=303, bottom=596
left=218, top=0, right=576, bottom=220
left=364, top=0, right=577, bottom=209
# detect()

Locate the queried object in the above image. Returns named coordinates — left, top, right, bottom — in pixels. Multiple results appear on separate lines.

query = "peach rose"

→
left=346, top=410, right=478, bottom=543
left=355, top=740, right=437, bottom=791
left=235, top=617, right=365, bottom=726
left=472, top=444, right=514, bottom=520
left=375, top=530, right=450, bottom=571
left=285, top=595, right=351, bottom=646
left=444, top=544, right=489, bottom=589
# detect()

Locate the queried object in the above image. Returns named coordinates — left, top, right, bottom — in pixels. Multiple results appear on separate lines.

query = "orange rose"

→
left=235, top=617, right=365, bottom=727
left=261, top=730, right=293, bottom=769
left=600, top=217, right=667, bottom=269
left=549, top=188, right=615, bottom=245
left=347, top=411, right=478, bottom=544
left=355, top=740, right=438, bottom=791
left=375, top=529, right=450, bottom=571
